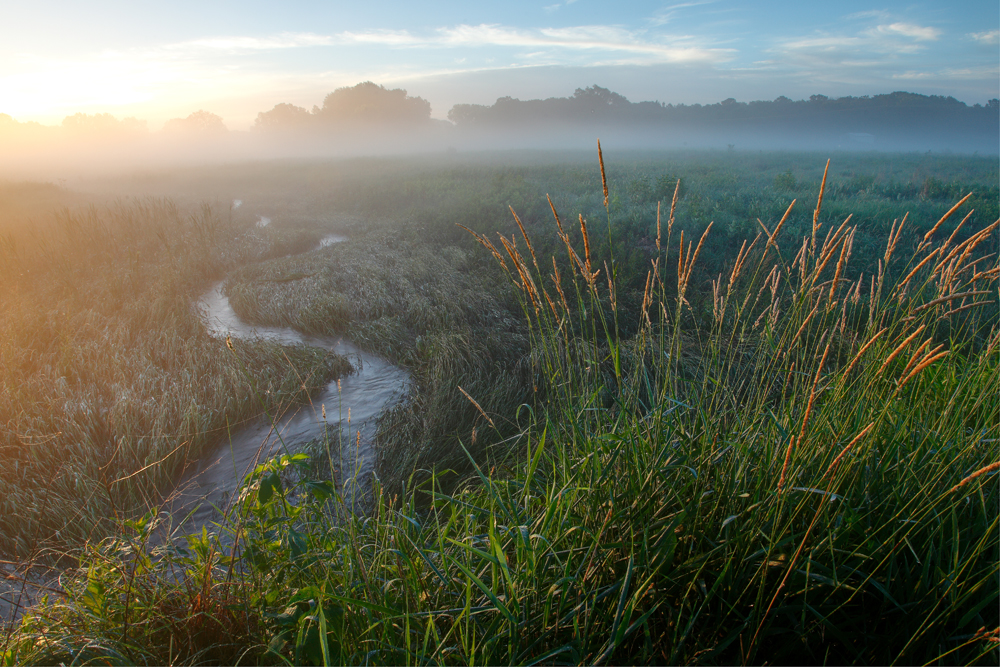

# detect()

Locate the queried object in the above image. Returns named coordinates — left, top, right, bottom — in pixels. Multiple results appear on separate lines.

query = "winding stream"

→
left=2, top=234, right=406, bottom=627
left=162, top=234, right=410, bottom=534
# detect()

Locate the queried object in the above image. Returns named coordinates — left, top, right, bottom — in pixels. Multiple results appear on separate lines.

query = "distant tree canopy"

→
left=0, top=113, right=33, bottom=137
left=253, top=103, right=314, bottom=132
left=162, top=110, right=227, bottom=135
left=254, top=82, right=432, bottom=133
left=447, top=87, right=1000, bottom=138
left=449, top=85, right=634, bottom=126
left=318, top=82, right=431, bottom=123
left=0, top=113, right=151, bottom=147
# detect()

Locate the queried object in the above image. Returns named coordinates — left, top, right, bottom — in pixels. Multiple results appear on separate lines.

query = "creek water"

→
left=161, top=234, right=410, bottom=535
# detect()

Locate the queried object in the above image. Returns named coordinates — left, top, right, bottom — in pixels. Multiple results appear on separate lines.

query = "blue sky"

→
left=1, top=0, right=997, bottom=129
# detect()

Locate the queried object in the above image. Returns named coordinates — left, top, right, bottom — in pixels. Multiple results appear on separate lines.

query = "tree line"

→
left=1, top=82, right=997, bottom=151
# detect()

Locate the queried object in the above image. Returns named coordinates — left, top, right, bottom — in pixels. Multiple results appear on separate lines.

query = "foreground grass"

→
left=5, top=157, right=996, bottom=665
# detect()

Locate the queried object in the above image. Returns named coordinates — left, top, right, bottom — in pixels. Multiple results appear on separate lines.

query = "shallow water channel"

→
left=163, top=235, right=410, bottom=535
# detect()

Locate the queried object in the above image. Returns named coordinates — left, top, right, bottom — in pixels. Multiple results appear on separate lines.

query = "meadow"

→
left=1, top=149, right=997, bottom=665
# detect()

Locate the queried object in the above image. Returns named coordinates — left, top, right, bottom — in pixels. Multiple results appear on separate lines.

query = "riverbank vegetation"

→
left=2, top=149, right=997, bottom=664
left=0, top=191, right=351, bottom=558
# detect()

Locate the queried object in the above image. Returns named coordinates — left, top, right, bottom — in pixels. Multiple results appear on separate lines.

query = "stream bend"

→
left=164, top=236, right=410, bottom=533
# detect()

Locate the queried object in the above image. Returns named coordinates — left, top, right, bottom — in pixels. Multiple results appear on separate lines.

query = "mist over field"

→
left=2, top=83, right=997, bottom=179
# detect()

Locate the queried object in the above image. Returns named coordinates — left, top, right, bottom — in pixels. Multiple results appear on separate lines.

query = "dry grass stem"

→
left=947, top=462, right=1000, bottom=494
left=682, top=222, right=714, bottom=291
left=547, top=194, right=565, bottom=237
left=668, top=178, right=680, bottom=238
left=878, top=325, right=927, bottom=377
left=552, top=257, right=570, bottom=314
left=910, top=290, right=993, bottom=315
left=811, top=159, right=831, bottom=250
left=598, top=139, right=608, bottom=208
left=579, top=214, right=596, bottom=285
left=825, top=422, right=877, bottom=478
left=821, top=215, right=853, bottom=259
left=787, top=303, right=820, bottom=353
left=828, top=230, right=852, bottom=301
left=458, top=386, right=497, bottom=430
left=779, top=341, right=831, bottom=491
left=768, top=199, right=795, bottom=248
left=885, top=212, right=908, bottom=265
left=509, top=206, right=539, bottom=269
left=896, top=350, right=950, bottom=393
left=458, top=224, right=509, bottom=271
left=899, top=339, right=936, bottom=378
left=939, top=220, right=1000, bottom=271
left=656, top=201, right=661, bottom=251
left=921, top=192, right=973, bottom=248
left=896, top=248, right=941, bottom=295
left=941, top=209, right=975, bottom=254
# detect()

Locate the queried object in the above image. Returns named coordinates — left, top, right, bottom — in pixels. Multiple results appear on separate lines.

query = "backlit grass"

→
left=5, top=155, right=996, bottom=665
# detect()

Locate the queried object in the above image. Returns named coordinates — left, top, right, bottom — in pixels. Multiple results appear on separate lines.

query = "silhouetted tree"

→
left=253, top=103, right=313, bottom=133
left=315, top=82, right=431, bottom=125
left=162, top=110, right=227, bottom=135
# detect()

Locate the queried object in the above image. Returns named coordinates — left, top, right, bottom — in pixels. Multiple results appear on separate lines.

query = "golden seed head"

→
left=598, top=140, right=609, bottom=208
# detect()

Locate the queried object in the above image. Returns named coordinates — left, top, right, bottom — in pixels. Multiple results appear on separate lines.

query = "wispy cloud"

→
left=337, top=29, right=421, bottom=46
left=969, top=30, right=999, bottom=45
left=774, top=18, right=943, bottom=70
left=647, top=1, right=716, bottom=27
left=874, top=23, right=940, bottom=41
left=844, top=10, right=890, bottom=20
left=759, top=16, right=961, bottom=92
left=169, top=32, right=334, bottom=53
left=543, top=0, right=578, bottom=13
left=336, top=23, right=732, bottom=64
left=894, top=65, right=1000, bottom=81
left=780, top=36, right=862, bottom=51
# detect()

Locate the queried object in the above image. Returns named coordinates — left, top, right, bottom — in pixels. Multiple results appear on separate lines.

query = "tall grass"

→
left=5, top=158, right=997, bottom=665
left=0, top=194, right=347, bottom=559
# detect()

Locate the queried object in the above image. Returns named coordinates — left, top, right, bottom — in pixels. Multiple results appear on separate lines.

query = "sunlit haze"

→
left=3, top=0, right=997, bottom=130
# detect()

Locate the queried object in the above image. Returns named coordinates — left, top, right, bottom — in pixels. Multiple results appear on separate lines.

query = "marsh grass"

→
left=4, top=158, right=998, bottom=665
left=221, top=229, right=534, bottom=494
left=0, top=193, right=349, bottom=560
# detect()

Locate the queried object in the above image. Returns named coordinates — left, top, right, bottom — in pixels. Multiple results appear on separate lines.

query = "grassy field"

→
left=2, top=150, right=997, bottom=665
left=0, top=189, right=352, bottom=559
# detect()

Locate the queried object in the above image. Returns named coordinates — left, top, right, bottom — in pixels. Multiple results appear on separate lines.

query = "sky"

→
left=1, top=0, right=997, bottom=130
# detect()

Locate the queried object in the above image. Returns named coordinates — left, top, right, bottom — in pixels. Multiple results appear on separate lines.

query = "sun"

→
left=0, top=55, right=166, bottom=123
